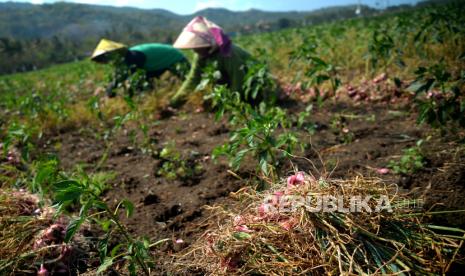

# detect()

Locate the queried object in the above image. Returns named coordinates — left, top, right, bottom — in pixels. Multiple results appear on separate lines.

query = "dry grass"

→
left=0, top=189, right=54, bottom=274
left=174, top=174, right=465, bottom=275
left=0, top=189, right=82, bottom=275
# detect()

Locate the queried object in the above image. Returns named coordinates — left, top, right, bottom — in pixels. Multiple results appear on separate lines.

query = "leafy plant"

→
left=290, top=38, right=340, bottom=102
left=388, top=140, right=425, bottom=175
left=195, top=60, right=222, bottom=92
left=97, top=96, right=155, bottom=168
left=329, top=115, right=354, bottom=144
left=409, top=62, right=465, bottom=129
left=29, top=158, right=60, bottom=200
left=2, top=122, right=36, bottom=162
left=210, top=85, right=300, bottom=176
left=294, top=104, right=316, bottom=134
left=108, top=58, right=151, bottom=97
left=87, top=95, right=104, bottom=121
left=242, top=59, right=276, bottom=103
left=53, top=170, right=164, bottom=275
left=367, top=28, right=396, bottom=73
left=157, top=143, right=204, bottom=181
left=126, top=69, right=151, bottom=97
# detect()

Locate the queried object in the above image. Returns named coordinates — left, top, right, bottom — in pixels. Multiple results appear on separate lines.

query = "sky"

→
left=0, top=0, right=421, bottom=14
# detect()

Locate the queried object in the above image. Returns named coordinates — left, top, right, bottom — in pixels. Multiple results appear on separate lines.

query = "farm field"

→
left=1, top=1, right=465, bottom=275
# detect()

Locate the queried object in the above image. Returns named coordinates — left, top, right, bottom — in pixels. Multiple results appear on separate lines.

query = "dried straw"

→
left=174, top=174, right=465, bottom=275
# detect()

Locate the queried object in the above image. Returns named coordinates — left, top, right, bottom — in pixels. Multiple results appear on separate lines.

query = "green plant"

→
left=87, top=95, right=104, bottom=121
left=242, top=59, right=276, bottom=103
left=366, top=28, right=395, bottom=73
left=290, top=38, right=340, bottom=103
left=126, top=69, right=151, bottom=97
left=210, top=85, right=300, bottom=176
left=2, top=122, right=36, bottom=162
left=0, top=155, right=148, bottom=275
left=409, top=62, right=465, bottom=129
left=329, top=115, right=355, bottom=144
left=97, top=106, right=137, bottom=170
left=195, top=61, right=222, bottom=92
left=294, top=104, right=316, bottom=134
left=388, top=140, right=425, bottom=175
left=53, top=169, right=165, bottom=275
left=157, top=143, right=204, bottom=181
left=109, top=58, right=151, bottom=97
left=97, top=96, right=156, bottom=168
left=29, top=158, right=60, bottom=200
left=138, top=122, right=154, bottom=155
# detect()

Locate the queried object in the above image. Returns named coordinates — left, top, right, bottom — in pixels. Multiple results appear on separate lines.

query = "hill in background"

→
left=0, top=1, right=421, bottom=75
left=0, top=2, right=379, bottom=40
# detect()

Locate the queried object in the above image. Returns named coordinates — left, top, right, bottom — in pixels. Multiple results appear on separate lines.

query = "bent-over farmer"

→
left=171, top=16, right=270, bottom=106
left=91, top=39, right=189, bottom=97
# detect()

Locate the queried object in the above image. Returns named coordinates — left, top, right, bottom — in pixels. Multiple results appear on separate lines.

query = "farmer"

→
left=91, top=39, right=189, bottom=97
left=170, top=16, right=268, bottom=107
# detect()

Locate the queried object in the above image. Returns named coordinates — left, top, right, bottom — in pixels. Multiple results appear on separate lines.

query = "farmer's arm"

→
left=170, top=54, right=205, bottom=106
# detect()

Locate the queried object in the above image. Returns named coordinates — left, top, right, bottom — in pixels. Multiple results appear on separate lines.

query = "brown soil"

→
left=39, top=99, right=465, bottom=273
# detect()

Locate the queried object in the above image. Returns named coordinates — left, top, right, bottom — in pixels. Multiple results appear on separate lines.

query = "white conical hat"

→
left=173, top=16, right=219, bottom=49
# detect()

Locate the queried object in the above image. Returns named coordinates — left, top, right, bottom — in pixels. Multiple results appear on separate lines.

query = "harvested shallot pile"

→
left=175, top=173, right=465, bottom=275
left=0, top=189, right=88, bottom=275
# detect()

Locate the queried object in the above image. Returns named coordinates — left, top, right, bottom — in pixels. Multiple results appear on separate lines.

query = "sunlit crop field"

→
left=1, top=1, right=465, bottom=275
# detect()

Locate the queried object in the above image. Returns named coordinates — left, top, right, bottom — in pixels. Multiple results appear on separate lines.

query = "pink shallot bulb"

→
left=37, top=264, right=48, bottom=276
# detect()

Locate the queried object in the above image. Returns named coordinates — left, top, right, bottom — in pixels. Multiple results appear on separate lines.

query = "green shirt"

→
left=129, top=43, right=186, bottom=72
left=172, top=44, right=252, bottom=104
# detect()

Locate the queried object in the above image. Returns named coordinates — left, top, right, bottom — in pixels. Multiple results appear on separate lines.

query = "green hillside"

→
left=0, top=1, right=386, bottom=75
left=0, top=2, right=377, bottom=40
